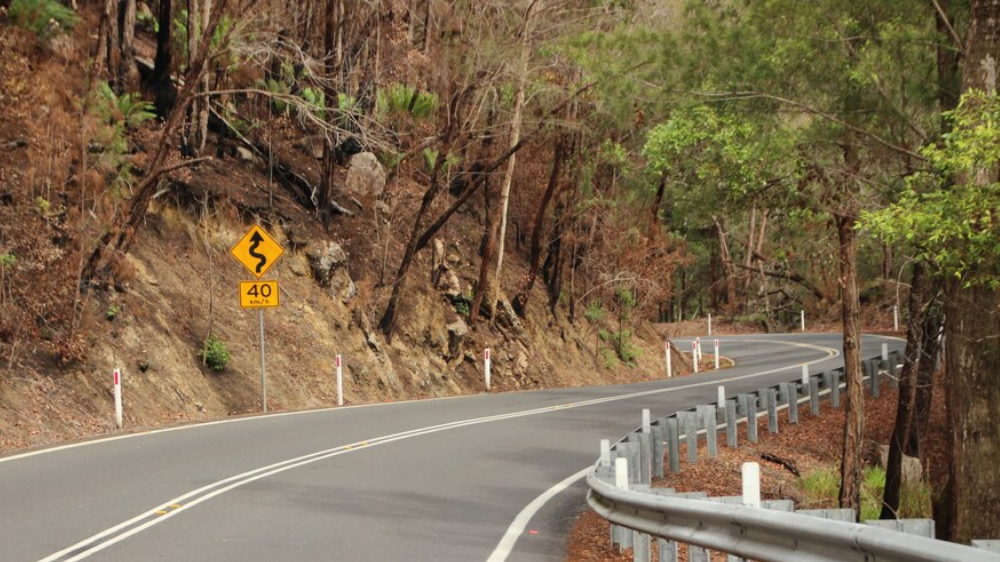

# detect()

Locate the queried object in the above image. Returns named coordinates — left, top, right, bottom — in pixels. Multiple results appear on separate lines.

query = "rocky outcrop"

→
left=305, top=241, right=356, bottom=302
left=344, top=152, right=387, bottom=197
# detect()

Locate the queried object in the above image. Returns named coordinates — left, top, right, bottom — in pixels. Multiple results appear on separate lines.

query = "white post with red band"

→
left=695, top=337, right=702, bottom=363
left=336, top=354, right=343, bottom=406
left=484, top=348, right=492, bottom=392
left=692, top=341, right=699, bottom=374
left=708, top=313, right=713, bottom=336
left=113, top=368, right=122, bottom=429
left=665, top=341, right=673, bottom=378
left=714, top=339, right=720, bottom=370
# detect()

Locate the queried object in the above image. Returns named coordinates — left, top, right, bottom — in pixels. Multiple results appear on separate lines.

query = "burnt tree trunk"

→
left=513, top=137, right=565, bottom=318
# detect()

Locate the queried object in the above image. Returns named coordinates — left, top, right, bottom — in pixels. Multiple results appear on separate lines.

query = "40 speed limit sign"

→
left=240, top=280, right=279, bottom=309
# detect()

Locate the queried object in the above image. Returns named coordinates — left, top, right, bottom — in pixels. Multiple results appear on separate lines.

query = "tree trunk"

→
left=471, top=177, right=497, bottom=321
left=880, top=262, right=928, bottom=519
left=944, top=0, right=1000, bottom=542
left=836, top=208, right=864, bottom=517
left=513, top=136, right=564, bottom=318
left=491, top=3, right=533, bottom=320
left=908, top=294, right=943, bottom=457
left=151, top=0, right=175, bottom=116
left=120, top=0, right=139, bottom=91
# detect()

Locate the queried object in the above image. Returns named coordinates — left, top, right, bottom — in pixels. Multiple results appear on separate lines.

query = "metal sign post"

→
left=258, top=309, right=267, bottom=413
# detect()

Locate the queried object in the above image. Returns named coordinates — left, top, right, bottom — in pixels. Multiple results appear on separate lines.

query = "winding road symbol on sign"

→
left=231, top=225, right=283, bottom=278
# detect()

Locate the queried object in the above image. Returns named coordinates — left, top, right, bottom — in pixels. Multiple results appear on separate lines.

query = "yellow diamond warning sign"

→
left=231, top=225, right=283, bottom=278
left=240, top=280, right=279, bottom=308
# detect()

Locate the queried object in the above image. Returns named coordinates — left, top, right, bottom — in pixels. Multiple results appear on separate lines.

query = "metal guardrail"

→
left=585, top=347, right=1000, bottom=562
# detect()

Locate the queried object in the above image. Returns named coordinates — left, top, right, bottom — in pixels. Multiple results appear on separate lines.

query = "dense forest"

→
left=1, top=0, right=998, bottom=545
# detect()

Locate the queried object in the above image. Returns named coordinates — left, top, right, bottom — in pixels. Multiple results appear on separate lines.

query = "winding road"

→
left=0, top=333, right=902, bottom=562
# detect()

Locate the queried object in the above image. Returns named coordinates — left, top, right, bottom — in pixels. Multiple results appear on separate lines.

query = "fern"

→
left=10, top=0, right=77, bottom=39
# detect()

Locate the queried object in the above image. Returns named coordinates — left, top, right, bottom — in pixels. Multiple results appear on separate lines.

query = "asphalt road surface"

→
left=0, top=333, right=902, bottom=562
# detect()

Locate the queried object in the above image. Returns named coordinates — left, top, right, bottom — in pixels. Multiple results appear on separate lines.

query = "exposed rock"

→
left=344, top=152, right=387, bottom=197
left=438, top=271, right=462, bottom=299
left=431, top=239, right=446, bottom=286
left=879, top=445, right=923, bottom=484
left=495, top=298, right=525, bottom=335
left=446, top=318, right=469, bottom=360
left=446, top=253, right=461, bottom=265
left=305, top=241, right=355, bottom=302
left=516, top=351, right=528, bottom=372
left=235, top=146, right=257, bottom=163
left=294, top=135, right=326, bottom=160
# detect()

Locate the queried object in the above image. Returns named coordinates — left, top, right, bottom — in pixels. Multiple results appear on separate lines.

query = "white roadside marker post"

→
left=718, top=385, right=726, bottom=406
left=742, top=462, right=761, bottom=508
left=714, top=339, right=720, bottom=370
left=600, top=439, right=611, bottom=467
left=665, top=341, right=673, bottom=378
left=893, top=305, right=899, bottom=331
left=800, top=310, right=806, bottom=332
left=708, top=313, right=713, bottom=336
left=484, top=348, right=492, bottom=392
left=696, top=336, right=702, bottom=363
left=692, top=341, right=699, bottom=374
left=882, top=343, right=889, bottom=362
left=801, top=364, right=809, bottom=386
left=336, top=354, right=343, bottom=407
left=113, top=368, right=123, bottom=429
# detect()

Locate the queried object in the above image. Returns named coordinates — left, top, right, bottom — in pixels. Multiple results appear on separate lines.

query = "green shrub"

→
left=0, top=253, right=16, bottom=269
left=105, top=305, right=120, bottom=322
left=377, top=83, right=438, bottom=119
left=584, top=300, right=606, bottom=323
left=10, top=0, right=77, bottom=39
left=799, top=465, right=932, bottom=519
left=199, top=334, right=231, bottom=372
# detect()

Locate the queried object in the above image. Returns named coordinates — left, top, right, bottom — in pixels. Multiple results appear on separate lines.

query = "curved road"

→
left=0, top=334, right=902, bottom=562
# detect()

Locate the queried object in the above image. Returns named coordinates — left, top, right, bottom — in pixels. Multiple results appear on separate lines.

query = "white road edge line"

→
left=38, top=338, right=846, bottom=562
left=485, top=467, right=591, bottom=562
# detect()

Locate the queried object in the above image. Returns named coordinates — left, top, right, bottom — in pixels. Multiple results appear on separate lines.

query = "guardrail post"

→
left=666, top=417, right=680, bottom=473
left=781, top=382, right=799, bottom=424
left=867, top=359, right=880, bottom=397
left=736, top=393, right=748, bottom=417
left=633, top=530, right=651, bottom=562
left=652, top=423, right=664, bottom=478
left=746, top=395, right=758, bottom=443
left=725, top=399, right=738, bottom=447
left=657, top=538, right=678, bottom=562
left=681, top=411, right=698, bottom=463
left=767, top=388, right=779, bottom=434
left=703, top=405, right=718, bottom=457
left=809, top=376, right=821, bottom=416
left=831, top=368, right=842, bottom=407
left=626, top=436, right=641, bottom=485
left=688, top=545, right=709, bottom=562
left=638, top=432, right=653, bottom=485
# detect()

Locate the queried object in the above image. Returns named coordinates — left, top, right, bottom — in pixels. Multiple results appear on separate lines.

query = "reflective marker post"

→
left=113, top=368, right=122, bottom=429
left=336, top=354, right=343, bottom=406
left=714, top=339, right=720, bottom=370
left=692, top=341, right=699, bottom=374
left=484, top=348, right=492, bottom=392
left=665, top=341, right=672, bottom=378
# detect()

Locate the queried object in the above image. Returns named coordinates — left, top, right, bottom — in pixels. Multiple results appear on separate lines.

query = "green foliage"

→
left=199, top=334, right=231, bottom=372
left=9, top=0, right=77, bottom=39
left=454, top=300, right=470, bottom=317
left=377, top=84, right=438, bottom=119
left=105, top=305, right=120, bottom=322
left=599, top=347, right=618, bottom=369
left=136, top=8, right=158, bottom=33
left=174, top=10, right=235, bottom=70
left=584, top=300, right=606, bottom=323
left=34, top=197, right=51, bottom=215
left=300, top=87, right=326, bottom=120
left=0, top=253, right=16, bottom=269
left=800, top=465, right=931, bottom=520
left=599, top=327, right=641, bottom=366
left=96, top=82, right=156, bottom=130
left=863, top=91, right=1000, bottom=288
